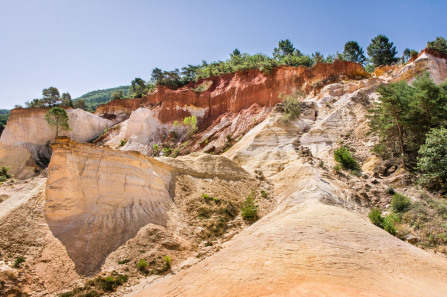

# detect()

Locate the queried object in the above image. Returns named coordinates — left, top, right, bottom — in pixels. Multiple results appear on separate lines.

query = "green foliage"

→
left=368, top=208, right=398, bottom=236
left=364, top=64, right=375, bottom=73
left=367, top=34, right=399, bottom=67
left=61, top=92, right=74, bottom=108
left=386, top=187, right=395, bottom=195
left=0, top=109, right=9, bottom=135
left=137, top=259, right=148, bottom=272
left=0, top=166, right=11, bottom=179
left=183, top=116, right=198, bottom=138
left=152, top=144, right=159, bottom=153
left=197, top=207, right=211, bottom=219
left=417, top=127, right=447, bottom=191
left=334, top=146, right=359, bottom=171
left=111, top=90, right=125, bottom=100
left=44, top=107, right=71, bottom=137
left=281, top=91, right=303, bottom=122
left=260, top=190, right=268, bottom=198
left=117, top=259, right=130, bottom=264
left=241, top=191, right=258, bottom=222
left=368, top=208, right=384, bottom=227
left=202, top=194, right=219, bottom=202
left=74, top=99, right=86, bottom=110
left=26, top=87, right=69, bottom=108
left=12, top=256, right=25, bottom=268
left=160, top=256, right=171, bottom=273
left=273, top=39, right=298, bottom=59
left=391, top=193, right=412, bottom=213
left=73, top=86, right=129, bottom=112
left=427, top=36, right=447, bottom=54
left=58, top=273, right=128, bottom=297
left=343, top=41, right=366, bottom=64
left=383, top=215, right=397, bottom=235
left=368, top=72, right=447, bottom=168
left=402, top=48, right=418, bottom=63
left=119, top=140, right=127, bottom=147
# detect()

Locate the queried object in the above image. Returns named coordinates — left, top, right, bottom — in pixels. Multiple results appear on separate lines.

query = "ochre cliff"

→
left=96, top=61, right=369, bottom=124
left=96, top=61, right=368, bottom=155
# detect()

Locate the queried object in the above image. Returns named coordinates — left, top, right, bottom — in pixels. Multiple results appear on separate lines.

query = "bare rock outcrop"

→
left=45, top=137, right=172, bottom=275
left=45, top=137, right=255, bottom=276
left=0, top=108, right=113, bottom=178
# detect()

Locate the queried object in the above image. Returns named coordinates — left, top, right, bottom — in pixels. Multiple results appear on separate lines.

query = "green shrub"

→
left=383, top=216, right=397, bottom=235
left=260, top=190, right=268, bottom=198
left=368, top=208, right=384, bottom=227
left=391, top=193, right=412, bottom=213
left=160, top=256, right=171, bottom=273
left=334, top=146, right=359, bottom=171
left=119, top=140, right=127, bottom=147
left=385, top=187, right=395, bottom=195
left=137, top=259, right=148, bottom=272
left=241, top=192, right=258, bottom=222
left=417, top=127, right=447, bottom=191
left=202, top=194, right=219, bottom=203
left=281, top=91, right=302, bottom=122
left=12, top=256, right=25, bottom=268
left=197, top=207, right=211, bottom=219
left=0, top=166, right=11, bottom=178
left=117, top=259, right=130, bottom=264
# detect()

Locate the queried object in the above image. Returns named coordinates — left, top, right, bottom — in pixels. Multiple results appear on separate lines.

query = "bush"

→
left=417, top=127, right=447, bottom=191
left=119, top=140, right=127, bottom=147
left=260, top=190, right=268, bottom=198
left=383, top=215, right=397, bottom=235
left=334, top=146, right=359, bottom=171
left=427, top=36, right=447, bottom=54
left=385, top=187, right=395, bottom=195
left=12, top=256, right=25, bottom=268
left=391, top=193, right=412, bottom=213
left=137, top=259, right=148, bottom=272
left=281, top=91, right=303, bottom=122
left=160, top=256, right=171, bottom=273
left=241, top=191, right=258, bottom=222
left=368, top=208, right=384, bottom=227
left=117, top=259, right=130, bottom=264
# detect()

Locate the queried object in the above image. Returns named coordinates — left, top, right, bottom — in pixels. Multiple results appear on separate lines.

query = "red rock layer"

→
left=96, top=61, right=368, bottom=124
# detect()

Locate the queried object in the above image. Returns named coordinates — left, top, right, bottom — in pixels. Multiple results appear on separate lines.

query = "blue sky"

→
left=0, top=0, right=446, bottom=109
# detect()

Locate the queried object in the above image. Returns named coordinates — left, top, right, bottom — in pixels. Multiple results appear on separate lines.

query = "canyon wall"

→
left=45, top=137, right=173, bottom=275
left=97, top=61, right=369, bottom=155
left=97, top=61, right=369, bottom=125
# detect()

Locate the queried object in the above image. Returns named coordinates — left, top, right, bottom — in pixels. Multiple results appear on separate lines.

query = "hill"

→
left=74, top=86, right=129, bottom=112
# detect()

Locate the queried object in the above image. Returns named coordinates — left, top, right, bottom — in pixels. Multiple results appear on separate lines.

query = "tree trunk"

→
left=395, top=118, right=406, bottom=168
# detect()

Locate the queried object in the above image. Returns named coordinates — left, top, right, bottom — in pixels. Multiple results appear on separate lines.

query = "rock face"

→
left=0, top=108, right=113, bottom=177
left=45, top=137, right=172, bottom=275
left=0, top=143, right=38, bottom=179
left=97, top=61, right=368, bottom=155
left=45, top=137, right=255, bottom=276
left=127, top=52, right=447, bottom=297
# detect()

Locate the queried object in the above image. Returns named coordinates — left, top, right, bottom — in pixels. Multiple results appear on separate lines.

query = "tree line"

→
left=127, top=36, right=447, bottom=99
left=24, top=87, right=86, bottom=109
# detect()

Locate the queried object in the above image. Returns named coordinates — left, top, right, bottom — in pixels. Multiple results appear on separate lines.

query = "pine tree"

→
left=367, top=34, right=398, bottom=67
left=343, top=41, right=366, bottom=64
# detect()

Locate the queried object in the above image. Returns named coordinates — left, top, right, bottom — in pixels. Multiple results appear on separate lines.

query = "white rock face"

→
left=414, top=51, right=447, bottom=84
left=104, top=107, right=188, bottom=155
left=0, top=108, right=113, bottom=177
left=1, top=108, right=113, bottom=147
